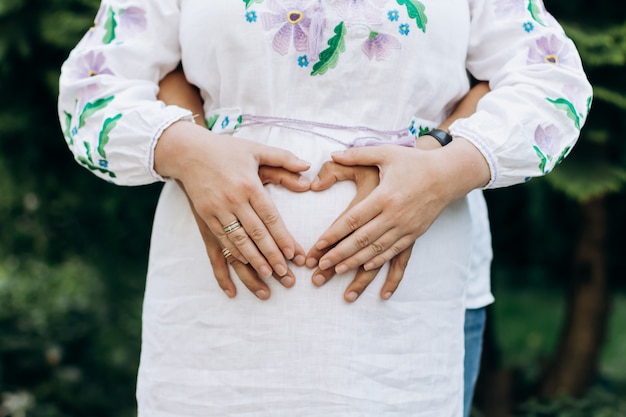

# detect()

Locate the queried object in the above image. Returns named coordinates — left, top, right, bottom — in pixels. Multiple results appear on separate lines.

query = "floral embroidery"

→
left=298, top=55, right=310, bottom=67
left=362, top=32, right=401, bottom=61
left=546, top=85, right=592, bottom=130
left=249, top=0, right=427, bottom=75
left=221, top=117, right=231, bottom=129
left=62, top=94, right=119, bottom=178
left=523, top=21, right=534, bottom=33
left=261, top=1, right=313, bottom=56
left=494, top=0, right=552, bottom=28
left=80, top=3, right=147, bottom=46
left=71, top=51, right=114, bottom=80
left=533, top=124, right=568, bottom=174
left=311, top=22, right=346, bottom=76
left=246, top=10, right=258, bottom=22
left=527, top=35, right=579, bottom=68
left=395, top=0, right=427, bottom=33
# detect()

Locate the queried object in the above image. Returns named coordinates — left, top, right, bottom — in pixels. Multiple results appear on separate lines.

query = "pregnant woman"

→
left=58, top=1, right=591, bottom=416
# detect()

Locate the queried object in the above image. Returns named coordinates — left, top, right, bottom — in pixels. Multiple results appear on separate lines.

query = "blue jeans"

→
left=464, top=307, right=486, bottom=417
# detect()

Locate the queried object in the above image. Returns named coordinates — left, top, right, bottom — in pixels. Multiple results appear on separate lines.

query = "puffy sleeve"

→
left=449, top=0, right=593, bottom=189
left=57, top=0, right=193, bottom=186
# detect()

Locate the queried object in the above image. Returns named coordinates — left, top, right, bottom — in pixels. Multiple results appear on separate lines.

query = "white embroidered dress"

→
left=58, top=1, right=591, bottom=416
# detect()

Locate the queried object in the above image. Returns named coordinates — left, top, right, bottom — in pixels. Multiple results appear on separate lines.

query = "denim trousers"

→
left=464, top=307, right=486, bottom=417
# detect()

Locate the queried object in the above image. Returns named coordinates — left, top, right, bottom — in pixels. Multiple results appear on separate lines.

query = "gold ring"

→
left=222, top=247, right=232, bottom=259
left=223, top=220, right=242, bottom=234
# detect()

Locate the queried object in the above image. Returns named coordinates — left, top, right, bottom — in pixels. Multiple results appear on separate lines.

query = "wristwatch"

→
left=423, top=128, right=453, bottom=147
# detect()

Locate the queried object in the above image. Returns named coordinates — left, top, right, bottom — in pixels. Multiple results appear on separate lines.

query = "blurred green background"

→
left=0, top=0, right=625, bottom=416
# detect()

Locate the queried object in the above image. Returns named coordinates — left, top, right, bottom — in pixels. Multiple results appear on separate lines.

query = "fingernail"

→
left=298, top=176, right=311, bottom=186
left=283, top=247, right=295, bottom=260
left=275, top=264, right=288, bottom=277
left=305, top=257, right=318, bottom=268
left=312, top=274, right=326, bottom=286
left=383, top=292, right=393, bottom=300
left=311, top=176, right=321, bottom=188
left=335, top=264, right=349, bottom=274
left=315, top=240, right=328, bottom=250
left=299, top=158, right=311, bottom=166
left=224, top=289, right=235, bottom=298
left=260, top=266, right=272, bottom=278
left=331, top=151, right=344, bottom=157
left=255, top=289, right=268, bottom=299
left=281, top=276, right=294, bottom=287
left=364, top=262, right=375, bottom=271
left=346, top=291, right=358, bottom=302
left=318, top=259, right=331, bottom=270
left=293, top=254, right=306, bottom=266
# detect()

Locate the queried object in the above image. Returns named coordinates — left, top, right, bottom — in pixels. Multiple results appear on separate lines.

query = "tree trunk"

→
left=539, top=196, right=610, bottom=398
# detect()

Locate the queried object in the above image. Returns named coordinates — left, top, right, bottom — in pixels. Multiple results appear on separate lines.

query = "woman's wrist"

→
left=435, top=136, right=491, bottom=196
left=154, top=120, right=213, bottom=180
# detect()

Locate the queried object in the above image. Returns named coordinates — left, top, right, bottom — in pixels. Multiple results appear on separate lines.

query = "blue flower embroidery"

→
left=98, top=159, right=109, bottom=168
left=399, top=23, right=410, bottom=36
left=523, top=21, right=534, bottom=33
left=246, top=10, right=257, bottom=23
left=388, top=10, right=399, bottom=22
left=298, top=55, right=309, bottom=67
left=221, top=117, right=230, bottom=129
left=71, top=126, right=78, bottom=137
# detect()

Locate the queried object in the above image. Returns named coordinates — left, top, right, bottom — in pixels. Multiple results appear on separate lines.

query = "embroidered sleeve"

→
left=58, top=0, right=193, bottom=185
left=449, top=0, right=593, bottom=189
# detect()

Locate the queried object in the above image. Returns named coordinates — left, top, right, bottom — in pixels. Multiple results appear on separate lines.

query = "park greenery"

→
left=1, top=0, right=625, bottom=416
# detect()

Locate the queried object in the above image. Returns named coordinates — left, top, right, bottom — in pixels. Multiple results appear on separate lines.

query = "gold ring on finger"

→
left=223, top=220, right=242, bottom=234
left=222, top=247, right=232, bottom=259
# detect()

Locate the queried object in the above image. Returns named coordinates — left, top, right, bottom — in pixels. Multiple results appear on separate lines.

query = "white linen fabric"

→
left=58, top=1, right=591, bottom=415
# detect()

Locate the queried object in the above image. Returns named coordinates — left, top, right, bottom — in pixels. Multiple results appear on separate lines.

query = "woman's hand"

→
left=309, top=138, right=490, bottom=276
left=178, top=165, right=310, bottom=300
left=306, top=161, right=413, bottom=302
left=155, top=121, right=311, bottom=279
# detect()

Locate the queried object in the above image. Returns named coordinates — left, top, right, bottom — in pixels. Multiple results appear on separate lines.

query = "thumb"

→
left=311, top=160, right=358, bottom=191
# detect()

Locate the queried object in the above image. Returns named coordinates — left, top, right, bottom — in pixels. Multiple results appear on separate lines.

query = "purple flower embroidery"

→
left=362, top=32, right=400, bottom=61
left=72, top=51, right=114, bottom=80
left=534, top=124, right=561, bottom=156
left=118, top=7, right=147, bottom=36
left=527, top=35, right=580, bottom=68
left=261, top=0, right=314, bottom=56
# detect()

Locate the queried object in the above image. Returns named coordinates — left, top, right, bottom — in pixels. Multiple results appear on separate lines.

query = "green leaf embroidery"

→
left=77, top=156, right=117, bottom=178
left=207, top=114, right=220, bottom=130
left=83, top=141, right=94, bottom=164
left=418, top=126, right=431, bottom=136
left=97, top=113, right=122, bottom=158
left=63, top=111, right=73, bottom=145
left=79, top=96, right=115, bottom=128
left=311, top=22, right=347, bottom=76
left=555, top=146, right=571, bottom=166
left=242, top=0, right=263, bottom=9
left=546, top=97, right=580, bottom=130
left=396, top=0, right=428, bottom=33
left=527, top=0, right=546, bottom=27
left=102, top=6, right=117, bottom=44
left=586, top=95, right=593, bottom=116
left=533, top=145, right=548, bottom=174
